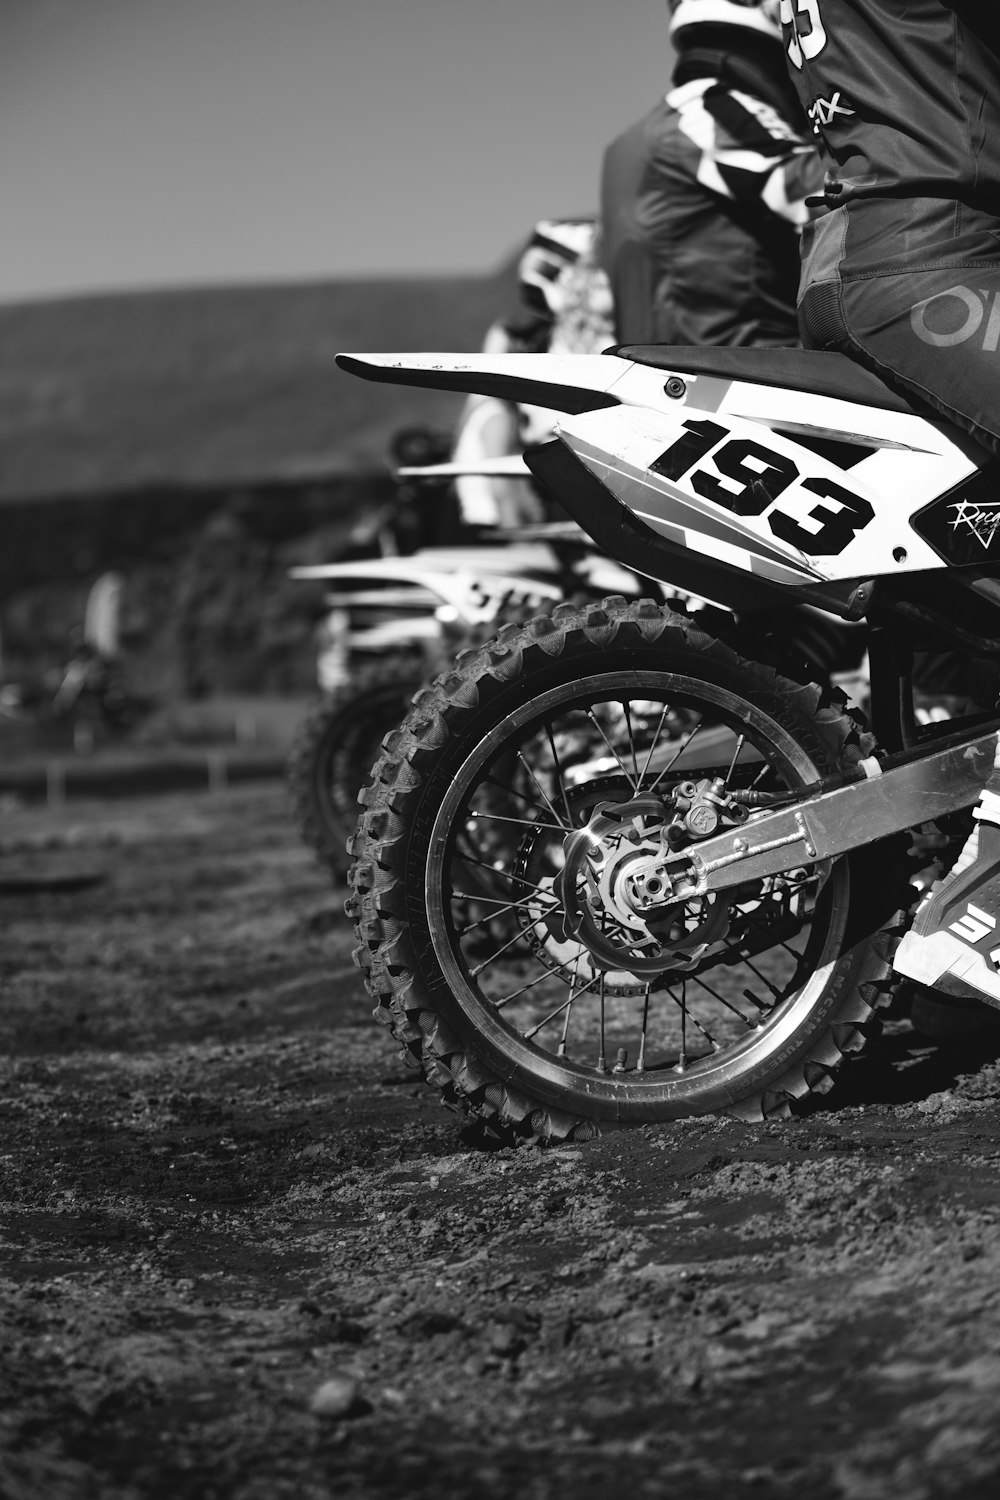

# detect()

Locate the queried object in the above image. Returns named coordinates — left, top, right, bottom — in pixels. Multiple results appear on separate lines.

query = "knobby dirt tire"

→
left=347, top=598, right=908, bottom=1144
left=288, top=657, right=426, bottom=876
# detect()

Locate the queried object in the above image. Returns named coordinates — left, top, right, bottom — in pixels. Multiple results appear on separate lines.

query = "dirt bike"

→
left=338, top=342, right=1000, bottom=1143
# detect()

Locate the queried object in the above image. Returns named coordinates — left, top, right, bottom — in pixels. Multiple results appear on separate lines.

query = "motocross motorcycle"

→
left=339, top=343, right=1000, bottom=1142
left=287, top=514, right=853, bottom=878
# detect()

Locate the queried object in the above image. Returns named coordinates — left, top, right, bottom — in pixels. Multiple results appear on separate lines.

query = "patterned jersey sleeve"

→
left=678, top=82, right=827, bottom=227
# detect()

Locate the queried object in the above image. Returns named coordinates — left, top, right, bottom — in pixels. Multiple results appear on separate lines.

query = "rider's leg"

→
left=798, top=197, right=1000, bottom=458
left=799, top=198, right=1000, bottom=1004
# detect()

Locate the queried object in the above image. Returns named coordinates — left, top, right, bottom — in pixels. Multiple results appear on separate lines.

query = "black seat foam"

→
left=611, top=344, right=916, bottom=416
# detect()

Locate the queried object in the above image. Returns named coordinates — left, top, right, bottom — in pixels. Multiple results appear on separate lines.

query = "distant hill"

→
left=0, top=265, right=519, bottom=502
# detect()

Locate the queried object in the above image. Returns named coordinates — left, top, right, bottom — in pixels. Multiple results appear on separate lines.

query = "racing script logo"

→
left=947, top=499, right=1000, bottom=551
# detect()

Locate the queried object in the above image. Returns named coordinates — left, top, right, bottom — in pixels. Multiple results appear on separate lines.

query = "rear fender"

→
left=335, top=352, right=632, bottom=413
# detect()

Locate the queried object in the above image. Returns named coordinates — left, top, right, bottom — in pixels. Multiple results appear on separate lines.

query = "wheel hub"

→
left=594, top=812, right=671, bottom=928
left=554, top=793, right=734, bottom=976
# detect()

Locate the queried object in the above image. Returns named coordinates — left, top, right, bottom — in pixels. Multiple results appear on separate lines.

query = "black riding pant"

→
left=798, top=197, right=1000, bottom=459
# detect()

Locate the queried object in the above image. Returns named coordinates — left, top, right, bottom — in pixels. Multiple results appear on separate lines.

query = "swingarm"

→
left=655, top=724, right=1000, bottom=901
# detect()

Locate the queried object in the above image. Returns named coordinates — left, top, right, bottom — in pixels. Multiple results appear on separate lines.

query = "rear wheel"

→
left=348, top=599, right=907, bottom=1141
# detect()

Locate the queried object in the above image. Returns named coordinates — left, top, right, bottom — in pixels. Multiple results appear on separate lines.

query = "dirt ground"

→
left=2, top=782, right=1000, bottom=1500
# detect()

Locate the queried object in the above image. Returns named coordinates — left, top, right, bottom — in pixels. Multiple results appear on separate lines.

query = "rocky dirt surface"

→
left=2, top=784, right=1000, bottom=1500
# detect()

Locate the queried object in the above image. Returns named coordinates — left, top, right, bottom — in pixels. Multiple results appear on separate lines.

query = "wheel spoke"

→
left=664, top=976, right=721, bottom=1055
left=496, top=963, right=579, bottom=1009
left=545, top=724, right=575, bottom=827
left=451, top=847, right=554, bottom=899
left=525, top=970, right=603, bottom=1042
left=452, top=885, right=556, bottom=908
left=455, top=887, right=558, bottom=933
left=516, top=749, right=572, bottom=830
left=482, top=770, right=550, bottom=813
left=646, top=717, right=707, bottom=794
left=677, top=980, right=688, bottom=1071
left=622, top=700, right=640, bottom=788
left=725, top=732, right=746, bottom=782
left=685, top=971, right=760, bottom=1028
left=585, top=709, right=638, bottom=791
left=740, top=955, right=790, bottom=1001
left=469, top=809, right=566, bottom=833
left=469, top=914, right=560, bottom=977
left=638, top=702, right=675, bottom=787
left=636, top=984, right=651, bottom=1071
left=557, top=961, right=582, bottom=1057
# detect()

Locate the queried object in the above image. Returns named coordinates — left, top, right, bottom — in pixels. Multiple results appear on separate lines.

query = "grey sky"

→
left=0, top=0, right=673, bottom=304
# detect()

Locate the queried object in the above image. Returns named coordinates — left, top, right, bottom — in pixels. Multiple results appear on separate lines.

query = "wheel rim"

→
left=425, top=669, right=851, bottom=1117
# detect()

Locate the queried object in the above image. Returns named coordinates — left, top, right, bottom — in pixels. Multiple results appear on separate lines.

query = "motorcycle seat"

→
left=611, top=345, right=916, bottom=416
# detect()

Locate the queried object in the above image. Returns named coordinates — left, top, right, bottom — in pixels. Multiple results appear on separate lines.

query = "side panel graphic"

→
left=556, top=406, right=945, bottom=584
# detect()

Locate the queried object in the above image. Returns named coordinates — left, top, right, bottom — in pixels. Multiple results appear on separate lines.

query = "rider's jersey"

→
left=601, top=77, right=823, bottom=346
left=780, top=0, right=1000, bottom=207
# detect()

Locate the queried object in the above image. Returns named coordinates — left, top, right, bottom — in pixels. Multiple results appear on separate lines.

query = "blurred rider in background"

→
left=601, top=0, right=824, bottom=346
left=600, top=2, right=862, bottom=685
left=451, top=218, right=614, bottom=530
